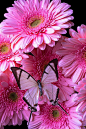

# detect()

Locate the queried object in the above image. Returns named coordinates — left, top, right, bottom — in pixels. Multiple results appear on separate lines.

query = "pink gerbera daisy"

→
left=21, top=42, right=74, bottom=102
left=0, top=73, right=30, bottom=127
left=0, top=34, right=27, bottom=72
left=56, top=24, right=86, bottom=83
left=74, top=78, right=86, bottom=121
left=21, top=41, right=61, bottom=80
left=29, top=94, right=82, bottom=129
left=1, top=0, right=74, bottom=52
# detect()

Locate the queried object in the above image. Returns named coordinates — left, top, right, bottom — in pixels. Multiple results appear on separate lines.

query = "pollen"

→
left=30, top=19, right=42, bottom=27
left=52, top=110, right=60, bottom=118
left=0, top=43, right=10, bottom=54
left=27, top=14, right=44, bottom=30
left=9, top=92, right=18, bottom=102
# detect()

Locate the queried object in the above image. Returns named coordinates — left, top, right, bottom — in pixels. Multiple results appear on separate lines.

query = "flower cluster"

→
left=0, top=0, right=86, bottom=129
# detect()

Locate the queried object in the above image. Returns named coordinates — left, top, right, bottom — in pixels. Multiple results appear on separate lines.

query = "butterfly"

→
left=11, top=59, right=59, bottom=123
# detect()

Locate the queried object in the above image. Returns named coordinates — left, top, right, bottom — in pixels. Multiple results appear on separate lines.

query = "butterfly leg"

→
left=27, top=110, right=33, bottom=127
left=57, top=103, right=69, bottom=115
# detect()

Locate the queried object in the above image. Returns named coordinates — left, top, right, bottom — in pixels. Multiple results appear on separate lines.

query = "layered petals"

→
left=56, top=24, right=86, bottom=83
left=1, top=0, right=74, bottom=52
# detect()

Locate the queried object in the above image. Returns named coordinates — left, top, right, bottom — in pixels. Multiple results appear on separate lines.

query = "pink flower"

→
left=53, top=74, right=74, bottom=102
left=21, top=42, right=74, bottom=102
left=74, top=78, right=86, bottom=121
left=0, top=34, right=27, bottom=72
left=21, top=42, right=61, bottom=80
left=56, top=24, right=86, bottom=83
left=29, top=94, right=82, bottom=129
left=1, top=0, right=73, bottom=52
left=0, top=73, right=30, bottom=127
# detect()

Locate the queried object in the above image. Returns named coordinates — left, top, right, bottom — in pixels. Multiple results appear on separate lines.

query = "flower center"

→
left=30, top=19, right=42, bottom=27
left=27, top=15, right=44, bottom=29
left=49, top=106, right=62, bottom=122
left=52, top=110, right=59, bottom=118
left=0, top=44, right=10, bottom=54
left=82, top=51, right=86, bottom=60
left=9, top=92, right=18, bottom=101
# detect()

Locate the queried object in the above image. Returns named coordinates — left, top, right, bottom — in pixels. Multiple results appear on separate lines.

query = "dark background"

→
left=0, top=0, right=85, bottom=128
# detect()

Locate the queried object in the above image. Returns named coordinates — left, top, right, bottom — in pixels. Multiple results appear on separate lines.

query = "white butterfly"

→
left=11, top=59, right=58, bottom=111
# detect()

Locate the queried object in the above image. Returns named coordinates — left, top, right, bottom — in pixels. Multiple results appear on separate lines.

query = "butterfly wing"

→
left=41, top=59, right=58, bottom=100
left=11, top=67, right=38, bottom=90
left=43, top=83, right=59, bottom=102
left=11, top=67, right=39, bottom=111
left=41, top=59, right=58, bottom=84
left=23, top=86, right=39, bottom=109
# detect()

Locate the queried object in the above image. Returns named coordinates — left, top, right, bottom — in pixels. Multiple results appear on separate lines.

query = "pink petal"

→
left=64, top=61, right=78, bottom=77
left=69, top=121, right=81, bottom=129
left=14, top=56, right=22, bottom=61
left=39, top=43, right=46, bottom=50
left=72, top=67, right=84, bottom=83
left=69, top=29, right=80, bottom=38
left=1, top=60, right=8, bottom=71
left=32, top=38, right=39, bottom=48
left=58, top=54, right=76, bottom=67
left=34, top=0, right=40, bottom=9
left=46, top=28, right=55, bottom=34
left=43, top=34, right=51, bottom=44
left=18, top=110, right=23, bottom=120
left=23, top=36, right=32, bottom=48
left=52, top=26, right=61, bottom=30
left=22, top=110, right=30, bottom=121
left=40, top=0, right=49, bottom=9
left=36, top=36, right=43, bottom=45
left=1, top=109, right=7, bottom=123
left=71, top=117, right=82, bottom=126
left=12, top=113, right=18, bottom=125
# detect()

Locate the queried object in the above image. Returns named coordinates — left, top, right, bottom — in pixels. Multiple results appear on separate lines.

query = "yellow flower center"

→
left=52, top=110, right=59, bottom=118
left=9, top=92, right=18, bottom=101
left=0, top=43, right=10, bottom=54
left=30, top=19, right=42, bottom=27
left=27, top=15, right=44, bottom=28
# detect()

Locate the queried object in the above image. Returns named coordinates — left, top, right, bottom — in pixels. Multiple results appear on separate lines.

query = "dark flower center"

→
left=9, top=92, right=18, bottom=101
left=52, top=110, right=59, bottom=118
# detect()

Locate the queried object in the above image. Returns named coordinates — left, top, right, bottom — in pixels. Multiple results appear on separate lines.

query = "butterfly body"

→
left=37, top=80, right=43, bottom=96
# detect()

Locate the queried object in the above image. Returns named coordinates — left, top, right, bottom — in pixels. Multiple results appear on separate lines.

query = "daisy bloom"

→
left=1, top=0, right=74, bottom=52
left=29, top=94, right=82, bottom=129
left=0, top=34, right=28, bottom=73
left=0, top=73, right=30, bottom=127
left=21, top=41, right=74, bottom=102
left=74, top=78, right=86, bottom=121
left=56, top=24, right=86, bottom=83
left=21, top=41, right=61, bottom=80
left=53, top=74, right=74, bottom=102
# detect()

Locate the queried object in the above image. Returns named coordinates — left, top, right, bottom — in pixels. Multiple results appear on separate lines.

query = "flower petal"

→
left=43, top=34, right=51, bottom=44
left=46, top=28, right=55, bottom=34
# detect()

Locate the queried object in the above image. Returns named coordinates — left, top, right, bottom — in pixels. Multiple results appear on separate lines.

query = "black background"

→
left=0, top=0, right=85, bottom=128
